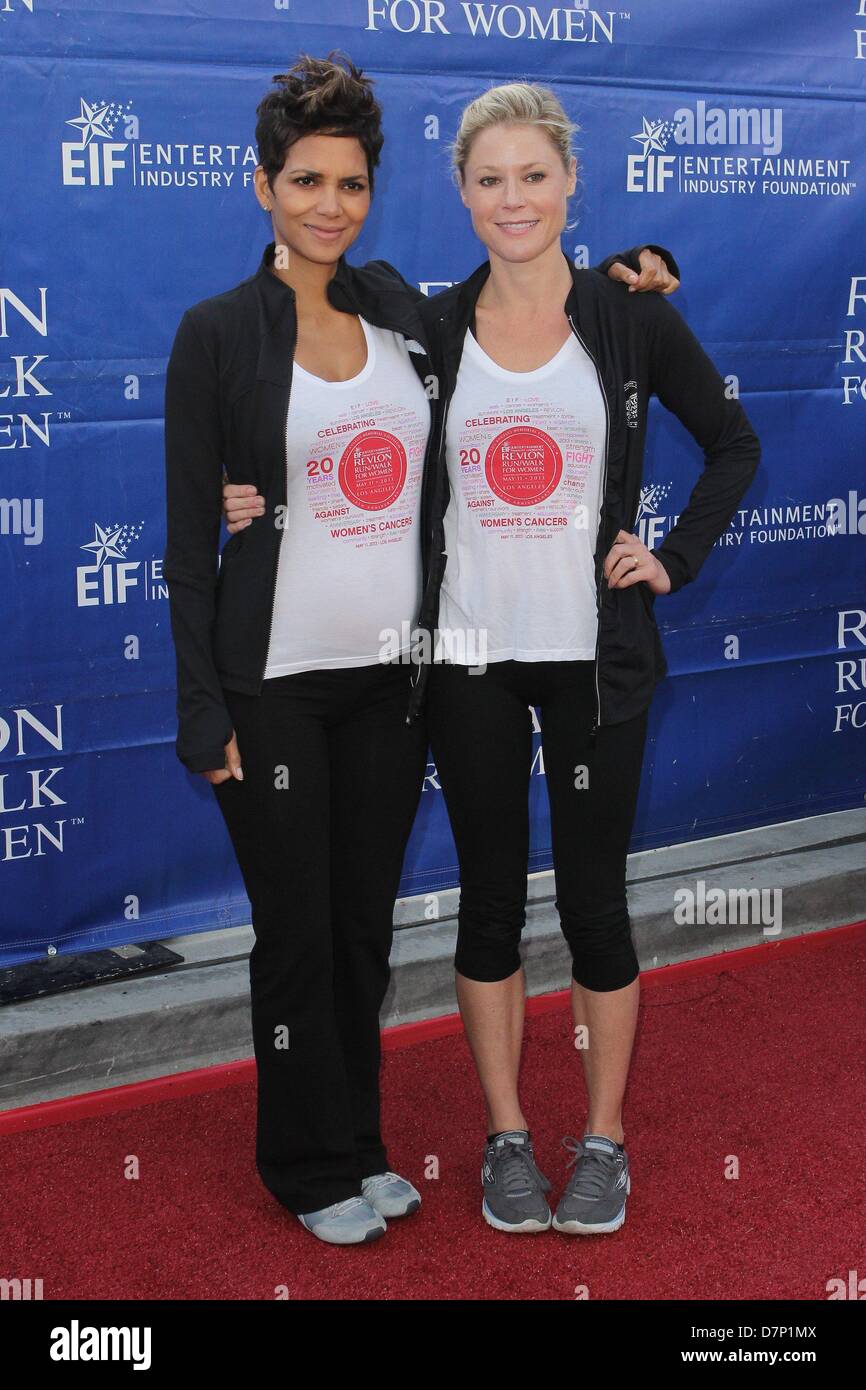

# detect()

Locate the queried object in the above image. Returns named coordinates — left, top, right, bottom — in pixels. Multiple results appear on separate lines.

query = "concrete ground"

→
left=1, top=808, right=864, bottom=1112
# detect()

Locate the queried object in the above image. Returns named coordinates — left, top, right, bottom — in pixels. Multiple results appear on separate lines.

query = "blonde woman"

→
left=407, top=84, right=759, bottom=1234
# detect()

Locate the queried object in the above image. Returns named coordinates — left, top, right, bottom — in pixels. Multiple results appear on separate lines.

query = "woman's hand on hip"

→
left=222, top=479, right=265, bottom=534
left=604, top=529, right=672, bottom=596
left=201, top=732, right=244, bottom=784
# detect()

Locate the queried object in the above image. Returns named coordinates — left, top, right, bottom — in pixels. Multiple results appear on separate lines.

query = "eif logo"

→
left=61, top=98, right=135, bottom=186
left=627, top=118, right=677, bottom=193
left=627, top=101, right=784, bottom=193
left=634, top=481, right=674, bottom=548
left=76, top=522, right=166, bottom=605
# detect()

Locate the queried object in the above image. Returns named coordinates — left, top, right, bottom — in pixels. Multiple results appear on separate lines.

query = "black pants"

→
left=426, top=659, right=648, bottom=992
left=211, top=662, right=428, bottom=1215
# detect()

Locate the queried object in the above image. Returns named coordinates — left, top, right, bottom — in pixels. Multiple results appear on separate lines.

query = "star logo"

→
left=80, top=522, right=144, bottom=568
left=636, top=483, right=672, bottom=524
left=631, top=117, right=672, bottom=157
left=65, top=99, right=115, bottom=145
left=65, top=98, right=130, bottom=145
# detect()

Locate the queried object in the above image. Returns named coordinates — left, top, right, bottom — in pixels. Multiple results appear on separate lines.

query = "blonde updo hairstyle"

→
left=450, top=82, right=581, bottom=227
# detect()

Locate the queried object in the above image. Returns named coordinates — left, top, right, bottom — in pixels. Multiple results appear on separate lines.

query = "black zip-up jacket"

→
left=405, top=255, right=761, bottom=735
left=163, top=239, right=680, bottom=773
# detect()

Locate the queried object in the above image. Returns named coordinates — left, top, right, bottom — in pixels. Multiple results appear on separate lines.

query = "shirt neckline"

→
left=293, top=315, right=377, bottom=388
left=464, top=325, right=578, bottom=380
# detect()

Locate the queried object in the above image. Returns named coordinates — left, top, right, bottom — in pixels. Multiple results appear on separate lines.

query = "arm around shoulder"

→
left=593, top=243, right=682, bottom=282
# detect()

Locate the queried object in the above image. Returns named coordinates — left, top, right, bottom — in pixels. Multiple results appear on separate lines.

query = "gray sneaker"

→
left=297, top=1195, right=386, bottom=1245
left=481, top=1130, right=552, bottom=1233
left=361, top=1171, right=421, bottom=1218
left=552, top=1133, right=630, bottom=1235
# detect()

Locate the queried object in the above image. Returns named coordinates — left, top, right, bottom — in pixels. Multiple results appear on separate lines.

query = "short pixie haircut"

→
left=256, top=51, right=384, bottom=195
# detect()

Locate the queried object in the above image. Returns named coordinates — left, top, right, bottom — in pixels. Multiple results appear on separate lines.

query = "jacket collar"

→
left=427, top=251, right=596, bottom=328
left=252, top=240, right=426, bottom=343
left=422, top=252, right=610, bottom=386
left=420, top=258, right=490, bottom=335
left=253, top=238, right=350, bottom=306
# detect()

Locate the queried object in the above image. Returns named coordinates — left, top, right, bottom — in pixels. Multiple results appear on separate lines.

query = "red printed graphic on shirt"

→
left=485, top=426, right=562, bottom=507
left=338, top=429, right=407, bottom=511
left=304, top=398, right=425, bottom=549
left=453, top=395, right=598, bottom=543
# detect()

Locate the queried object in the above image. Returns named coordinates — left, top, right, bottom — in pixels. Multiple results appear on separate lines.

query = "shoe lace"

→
left=561, top=1136, right=618, bottom=1201
left=361, top=1172, right=400, bottom=1195
left=328, top=1195, right=370, bottom=1217
left=496, top=1141, right=551, bottom=1197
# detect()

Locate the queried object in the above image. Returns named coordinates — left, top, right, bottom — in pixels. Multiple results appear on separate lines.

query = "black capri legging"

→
left=425, top=659, right=649, bottom=992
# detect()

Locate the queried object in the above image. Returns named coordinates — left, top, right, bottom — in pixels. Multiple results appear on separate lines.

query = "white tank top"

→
left=263, top=316, right=429, bottom=678
left=437, top=325, right=607, bottom=664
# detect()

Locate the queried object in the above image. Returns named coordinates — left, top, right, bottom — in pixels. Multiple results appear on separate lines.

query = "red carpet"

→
left=1, top=925, right=864, bottom=1301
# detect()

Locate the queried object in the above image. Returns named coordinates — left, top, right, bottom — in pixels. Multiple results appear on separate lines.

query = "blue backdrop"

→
left=1, top=1, right=863, bottom=965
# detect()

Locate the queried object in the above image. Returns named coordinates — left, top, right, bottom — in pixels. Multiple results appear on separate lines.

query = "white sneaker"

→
left=297, top=1195, right=386, bottom=1244
left=361, top=1171, right=422, bottom=1218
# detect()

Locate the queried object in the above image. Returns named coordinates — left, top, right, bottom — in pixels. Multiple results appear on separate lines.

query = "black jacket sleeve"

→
left=635, top=293, right=760, bottom=594
left=162, top=307, right=235, bottom=774
left=593, top=244, right=681, bottom=281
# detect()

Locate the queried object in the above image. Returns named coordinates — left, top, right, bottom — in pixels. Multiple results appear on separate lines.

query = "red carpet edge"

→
left=1, top=918, right=864, bottom=1139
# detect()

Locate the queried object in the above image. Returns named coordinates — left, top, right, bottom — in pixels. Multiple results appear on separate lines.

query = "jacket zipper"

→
left=407, top=327, right=451, bottom=722
left=568, top=312, right=609, bottom=738
left=259, top=301, right=297, bottom=686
